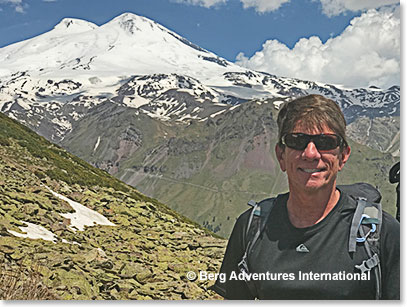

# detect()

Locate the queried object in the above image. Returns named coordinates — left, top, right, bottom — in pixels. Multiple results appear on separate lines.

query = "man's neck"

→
left=286, top=185, right=340, bottom=228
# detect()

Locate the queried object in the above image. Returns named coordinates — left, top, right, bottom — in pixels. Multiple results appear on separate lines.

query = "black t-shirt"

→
left=212, top=191, right=400, bottom=300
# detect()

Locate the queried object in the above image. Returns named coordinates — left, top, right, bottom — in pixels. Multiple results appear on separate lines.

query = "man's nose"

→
left=302, top=141, right=321, bottom=160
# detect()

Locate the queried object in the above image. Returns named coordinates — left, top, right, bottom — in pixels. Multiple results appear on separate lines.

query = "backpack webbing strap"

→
left=238, top=198, right=276, bottom=299
left=349, top=198, right=382, bottom=252
left=238, top=201, right=259, bottom=298
left=357, top=226, right=382, bottom=299
left=350, top=197, right=382, bottom=299
left=349, top=197, right=368, bottom=253
left=245, top=200, right=258, bottom=239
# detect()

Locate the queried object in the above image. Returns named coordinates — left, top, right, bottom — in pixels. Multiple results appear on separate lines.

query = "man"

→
left=211, top=95, right=399, bottom=300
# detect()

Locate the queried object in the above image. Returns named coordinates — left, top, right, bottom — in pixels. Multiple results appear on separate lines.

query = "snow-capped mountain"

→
left=0, top=13, right=242, bottom=82
left=0, top=12, right=399, bottom=237
left=0, top=12, right=400, bottom=142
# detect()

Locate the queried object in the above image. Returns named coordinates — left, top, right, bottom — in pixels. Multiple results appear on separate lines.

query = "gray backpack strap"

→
left=349, top=197, right=382, bottom=299
left=349, top=197, right=368, bottom=253
left=238, top=198, right=276, bottom=299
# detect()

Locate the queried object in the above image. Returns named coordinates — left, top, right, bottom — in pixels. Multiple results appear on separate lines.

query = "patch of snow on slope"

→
left=122, top=96, right=150, bottom=108
left=51, top=116, right=72, bottom=132
left=176, top=114, right=200, bottom=122
left=8, top=222, right=57, bottom=242
left=16, top=99, right=31, bottom=110
left=229, top=105, right=241, bottom=111
left=210, top=109, right=226, bottom=118
left=273, top=100, right=285, bottom=109
left=46, top=187, right=116, bottom=232
left=93, top=136, right=101, bottom=152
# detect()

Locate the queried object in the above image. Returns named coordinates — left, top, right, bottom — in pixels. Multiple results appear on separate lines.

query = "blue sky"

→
left=0, top=0, right=400, bottom=88
left=0, top=0, right=361, bottom=60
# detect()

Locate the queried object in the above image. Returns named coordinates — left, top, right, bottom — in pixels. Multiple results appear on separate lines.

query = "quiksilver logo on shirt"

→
left=296, top=244, right=309, bottom=253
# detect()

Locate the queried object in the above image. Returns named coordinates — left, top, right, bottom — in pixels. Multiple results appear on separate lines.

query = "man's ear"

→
left=338, top=145, right=351, bottom=171
left=275, top=143, right=286, bottom=172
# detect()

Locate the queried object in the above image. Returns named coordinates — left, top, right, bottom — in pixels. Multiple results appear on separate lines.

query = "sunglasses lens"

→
left=283, top=134, right=310, bottom=150
left=314, top=135, right=340, bottom=150
left=282, top=134, right=341, bottom=151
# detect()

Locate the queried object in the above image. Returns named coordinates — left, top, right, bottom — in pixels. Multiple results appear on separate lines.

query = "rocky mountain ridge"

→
left=0, top=69, right=400, bottom=146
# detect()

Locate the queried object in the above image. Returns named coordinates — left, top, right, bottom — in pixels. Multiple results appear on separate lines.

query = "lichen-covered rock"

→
left=135, top=270, right=153, bottom=284
left=0, top=115, right=227, bottom=300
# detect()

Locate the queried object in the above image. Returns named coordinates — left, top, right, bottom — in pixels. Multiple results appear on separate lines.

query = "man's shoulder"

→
left=234, top=206, right=253, bottom=228
left=232, top=193, right=288, bottom=237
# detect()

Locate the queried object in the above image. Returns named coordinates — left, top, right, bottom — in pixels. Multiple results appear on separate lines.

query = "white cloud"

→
left=174, top=0, right=399, bottom=15
left=172, top=0, right=226, bottom=8
left=236, top=8, right=400, bottom=89
left=238, top=0, right=399, bottom=15
left=0, top=0, right=27, bottom=13
left=0, top=0, right=57, bottom=12
left=317, top=0, right=399, bottom=17
left=240, top=0, right=290, bottom=13
left=0, top=0, right=22, bottom=3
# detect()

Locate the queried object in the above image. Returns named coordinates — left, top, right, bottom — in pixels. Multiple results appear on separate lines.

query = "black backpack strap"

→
left=238, top=198, right=276, bottom=299
left=349, top=197, right=382, bottom=299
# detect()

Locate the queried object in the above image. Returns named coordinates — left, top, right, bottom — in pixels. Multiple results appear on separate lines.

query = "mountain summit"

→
left=0, top=12, right=242, bottom=82
left=53, top=18, right=98, bottom=33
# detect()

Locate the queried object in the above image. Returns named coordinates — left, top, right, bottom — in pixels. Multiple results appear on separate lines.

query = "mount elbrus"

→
left=0, top=13, right=399, bottom=237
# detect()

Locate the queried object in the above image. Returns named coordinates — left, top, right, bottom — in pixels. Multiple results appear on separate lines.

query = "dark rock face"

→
left=199, top=56, right=229, bottom=67
left=167, top=32, right=208, bottom=53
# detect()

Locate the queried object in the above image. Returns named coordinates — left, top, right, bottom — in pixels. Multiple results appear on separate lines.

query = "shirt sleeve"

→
left=210, top=209, right=255, bottom=300
left=380, top=211, right=400, bottom=300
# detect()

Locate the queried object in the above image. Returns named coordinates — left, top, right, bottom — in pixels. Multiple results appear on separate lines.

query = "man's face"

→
left=275, top=124, right=351, bottom=194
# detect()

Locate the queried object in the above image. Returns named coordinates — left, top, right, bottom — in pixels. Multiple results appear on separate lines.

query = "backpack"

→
left=389, top=162, right=400, bottom=222
left=238, top=182, right=382, bottom=299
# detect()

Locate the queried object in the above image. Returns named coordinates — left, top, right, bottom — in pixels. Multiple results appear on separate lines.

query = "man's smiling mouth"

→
left=300, top=168, right=326, bottom=173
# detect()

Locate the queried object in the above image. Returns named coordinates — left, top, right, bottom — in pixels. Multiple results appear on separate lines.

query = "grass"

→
left=0, top=263, right=58, bottom=300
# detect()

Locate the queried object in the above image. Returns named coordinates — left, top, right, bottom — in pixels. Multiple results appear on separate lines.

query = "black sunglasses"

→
left=281, top=133, right=345, bottom=151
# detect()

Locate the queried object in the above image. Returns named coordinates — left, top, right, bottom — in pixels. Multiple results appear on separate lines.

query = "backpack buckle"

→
left=356, top=214, right=377, bottom=243
left=238, top=255, right=249, bottom=277
left=355, top=253, right=380, bottom=274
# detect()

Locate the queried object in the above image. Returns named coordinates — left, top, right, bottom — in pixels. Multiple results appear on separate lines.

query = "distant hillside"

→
left=347, top=116, right=400, bottom=156
left=0, top=112, right=225, bottom=300
left=59, top=99, right=399, bottom=238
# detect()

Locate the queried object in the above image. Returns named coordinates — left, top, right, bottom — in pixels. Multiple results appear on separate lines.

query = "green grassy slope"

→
left=0, top=112, right=226, bottom=300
